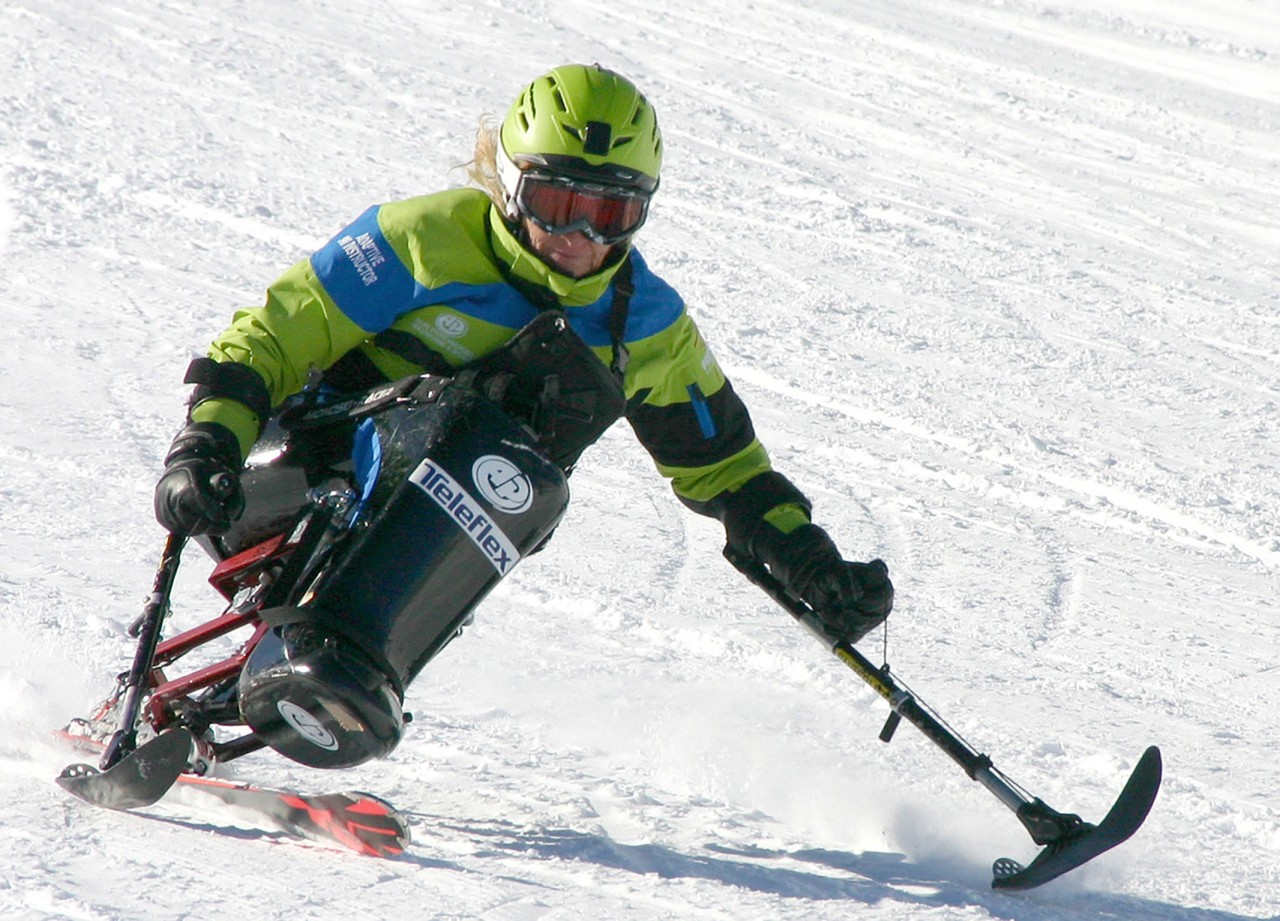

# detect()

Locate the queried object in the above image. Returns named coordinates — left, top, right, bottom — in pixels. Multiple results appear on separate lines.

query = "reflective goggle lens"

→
left=516, top=177, right=649, bottom=244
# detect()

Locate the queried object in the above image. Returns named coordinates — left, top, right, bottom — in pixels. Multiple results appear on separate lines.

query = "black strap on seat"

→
left=459, top=308, right=627, bottom=472
left=369, top=329, right=457, bottom=377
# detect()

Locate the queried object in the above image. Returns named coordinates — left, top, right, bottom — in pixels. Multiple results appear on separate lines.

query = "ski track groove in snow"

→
left=2, top=0, right=1278, bottom=918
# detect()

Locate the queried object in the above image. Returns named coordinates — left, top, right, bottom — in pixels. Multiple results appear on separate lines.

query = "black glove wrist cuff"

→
left=750, top=522, right=840, bottom=578
left=719, top=471, right=811, bottom=554
left=165, top=420, right=244, bottom=470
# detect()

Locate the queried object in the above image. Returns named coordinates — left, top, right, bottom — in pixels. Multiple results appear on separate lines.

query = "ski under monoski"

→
left=53, top=533, right=410, bottom=858
left=57, top=728, right=410, bottom=858
left=727, top=548, right=1162, bottom=891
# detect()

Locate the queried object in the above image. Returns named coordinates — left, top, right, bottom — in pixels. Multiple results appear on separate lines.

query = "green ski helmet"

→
left=498, top=64, right=663, bottom=243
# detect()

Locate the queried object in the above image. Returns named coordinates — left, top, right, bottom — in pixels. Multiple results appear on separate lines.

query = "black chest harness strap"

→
left=603, top=257, right=633, bottom=381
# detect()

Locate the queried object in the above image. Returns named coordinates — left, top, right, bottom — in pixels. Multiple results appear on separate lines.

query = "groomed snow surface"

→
left=1, top=1, right=1277, bottom=918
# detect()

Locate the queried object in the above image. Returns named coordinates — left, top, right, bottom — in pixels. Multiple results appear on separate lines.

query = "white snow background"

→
left=2, top=1, right=1278, bottom=918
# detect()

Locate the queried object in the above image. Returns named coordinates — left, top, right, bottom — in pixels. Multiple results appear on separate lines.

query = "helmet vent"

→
left=519, top=89, right=534, bottom=131
left=582, top=120, right=612, bottom=156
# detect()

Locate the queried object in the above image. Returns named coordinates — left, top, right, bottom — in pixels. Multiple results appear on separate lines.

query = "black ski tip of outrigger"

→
left=992, top=745, right=1163, bottom=891
left=56, top=728, right=194, bottom=811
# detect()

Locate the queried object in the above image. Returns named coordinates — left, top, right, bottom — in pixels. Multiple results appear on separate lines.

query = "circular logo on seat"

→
left=472, top=455, right=533, bottom=514
left=277, top=700, right=340, bottom=751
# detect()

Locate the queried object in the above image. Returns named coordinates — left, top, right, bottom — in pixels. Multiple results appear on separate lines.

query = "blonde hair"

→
left=464, top=115, right=504, bottom=204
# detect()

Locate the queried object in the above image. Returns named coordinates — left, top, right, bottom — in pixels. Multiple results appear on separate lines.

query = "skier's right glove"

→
left=752, top=522, right=893, bottom=645
left=154, top=422, right=245, bottom=536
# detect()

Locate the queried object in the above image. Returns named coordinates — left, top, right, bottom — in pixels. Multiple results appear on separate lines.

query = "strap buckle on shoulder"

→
left=607, top=258, right=633, bottom=380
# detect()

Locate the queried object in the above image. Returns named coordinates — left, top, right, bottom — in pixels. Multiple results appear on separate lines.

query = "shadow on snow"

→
left=416, top=814, right=1266, bottom=921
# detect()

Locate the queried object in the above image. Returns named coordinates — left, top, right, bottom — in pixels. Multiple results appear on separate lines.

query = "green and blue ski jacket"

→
left=189, top=188, right=808, bottom=529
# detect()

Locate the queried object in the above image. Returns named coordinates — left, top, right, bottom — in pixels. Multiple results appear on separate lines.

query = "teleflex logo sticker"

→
left=409, top=458, right=520, bottom=574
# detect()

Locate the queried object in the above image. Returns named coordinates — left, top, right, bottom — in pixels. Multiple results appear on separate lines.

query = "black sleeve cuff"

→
left=184, top=357, right=272, bottom=429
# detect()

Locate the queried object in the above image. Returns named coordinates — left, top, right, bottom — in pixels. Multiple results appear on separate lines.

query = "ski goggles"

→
left=513, top=173, right=651, bottom=245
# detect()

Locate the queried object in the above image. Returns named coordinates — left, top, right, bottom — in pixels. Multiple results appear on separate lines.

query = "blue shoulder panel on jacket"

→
left=424, top=281, right=541, bottom=329
left=310, top=206, right=423, bottom=333
left=567, top=250, right=686, bottom=348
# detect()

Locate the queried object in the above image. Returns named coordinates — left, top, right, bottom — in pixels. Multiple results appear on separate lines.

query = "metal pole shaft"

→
left=726, top=547, right=1035, bottom=817
left=100, top=533, right=186, bottom=770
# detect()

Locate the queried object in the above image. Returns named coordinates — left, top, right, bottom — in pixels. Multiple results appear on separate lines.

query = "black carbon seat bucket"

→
left=238, top=386, right=569, bottom=767
left=309, top=386, right=570, bottom=690
left=238, top=623, right=404, bottom=769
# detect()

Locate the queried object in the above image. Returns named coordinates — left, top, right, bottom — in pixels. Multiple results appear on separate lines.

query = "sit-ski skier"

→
left=153, top=63, right=893, bottom=649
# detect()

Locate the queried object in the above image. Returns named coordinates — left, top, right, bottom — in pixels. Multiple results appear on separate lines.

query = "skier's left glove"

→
left=154, top=422, right=245, bottom=536
left=751, top=522, right=893, bottom=644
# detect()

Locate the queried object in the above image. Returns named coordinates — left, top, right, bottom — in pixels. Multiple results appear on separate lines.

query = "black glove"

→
left=154, top=422, right=245, bottom=536
left=752, top=523, right=893, bottom=644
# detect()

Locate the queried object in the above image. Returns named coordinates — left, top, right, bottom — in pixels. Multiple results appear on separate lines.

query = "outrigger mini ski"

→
left=726, top=547, right=1162, bottom=891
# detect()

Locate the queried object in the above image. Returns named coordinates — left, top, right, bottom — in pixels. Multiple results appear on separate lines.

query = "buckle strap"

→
left=607, top=257, right=633, bottom=380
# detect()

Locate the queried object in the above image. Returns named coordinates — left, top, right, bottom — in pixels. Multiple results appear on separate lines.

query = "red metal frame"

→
left=142, top=534, right=297, bottom=732
left=208, top=532, right=289, bottom=600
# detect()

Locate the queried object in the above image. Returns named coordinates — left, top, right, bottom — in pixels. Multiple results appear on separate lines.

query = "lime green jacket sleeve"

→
left=191, top=257, right=374, bottom=459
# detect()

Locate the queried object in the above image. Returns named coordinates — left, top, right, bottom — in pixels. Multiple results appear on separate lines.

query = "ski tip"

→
left=55, top=729, right=193, bottom=811
left=991, top=744, right=1164, bottom=891
left=1138, top=745, right=1163, bottom=781
left=1112, top=745, right=1163, bottom=827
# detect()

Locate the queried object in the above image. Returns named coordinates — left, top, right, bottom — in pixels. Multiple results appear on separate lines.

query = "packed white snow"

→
left=1, top=1, right=1277, bottom=918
